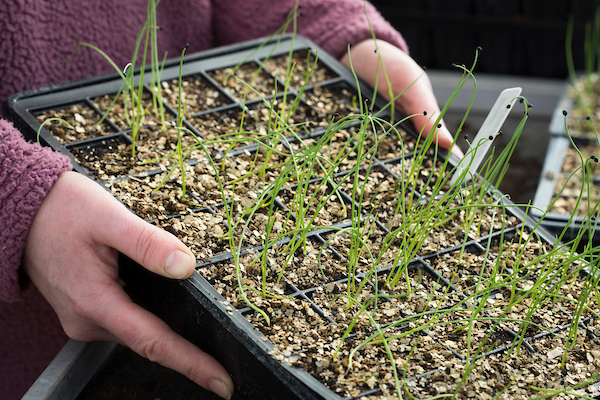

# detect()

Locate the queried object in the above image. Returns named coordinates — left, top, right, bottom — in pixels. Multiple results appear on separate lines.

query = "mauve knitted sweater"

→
left=0, top=1, right=406, bottom=398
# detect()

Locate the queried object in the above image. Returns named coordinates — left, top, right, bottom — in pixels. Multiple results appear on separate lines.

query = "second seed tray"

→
left=532, top=135, right=600, bottom=246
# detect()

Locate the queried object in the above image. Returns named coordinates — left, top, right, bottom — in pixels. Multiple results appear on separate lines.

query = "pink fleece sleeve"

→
left=211, top=0, right=408, bottom=60
left=0, top=120, right=72, bottom=302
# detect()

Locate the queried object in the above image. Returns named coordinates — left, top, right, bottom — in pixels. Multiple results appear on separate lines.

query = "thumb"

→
left=389, top=69, right=464, bottom=158
left=409, top=113, right=464, bottom=159
left=113, top=216, right=197, bottom=279
left=89, top=181, right=196, bottom=279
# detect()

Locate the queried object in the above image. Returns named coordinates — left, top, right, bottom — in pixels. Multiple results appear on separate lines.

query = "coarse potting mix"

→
left=8, top=29, right=600, bottom=400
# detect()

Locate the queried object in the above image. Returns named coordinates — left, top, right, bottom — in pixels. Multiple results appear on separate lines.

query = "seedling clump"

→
left=28, top=2, right=600, bottom=399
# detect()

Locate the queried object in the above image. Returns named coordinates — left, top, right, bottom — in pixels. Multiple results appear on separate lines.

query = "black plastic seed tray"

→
left=118, top=207, right=600, bottom=399
left=9, top=34, right=598, bottom=400
left=6, top=33, right=413, bottom=400
left=532, top=134, right=600, bottom=245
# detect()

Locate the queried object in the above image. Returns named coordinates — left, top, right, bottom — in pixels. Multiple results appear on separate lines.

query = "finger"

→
left=111, top=215, right=196, bottom=279
left=100, top=290, right=234, bottom=399
left=400, top=102, right=464, bottom=159
left=389, top=66, right=463, bottom=158
left=341, top=39, right=462, bottom=158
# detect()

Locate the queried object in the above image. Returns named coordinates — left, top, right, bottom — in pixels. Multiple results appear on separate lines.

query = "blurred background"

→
left=372, top=0, right=600, bottom=204
left=372, top=0, right=598, bottom=77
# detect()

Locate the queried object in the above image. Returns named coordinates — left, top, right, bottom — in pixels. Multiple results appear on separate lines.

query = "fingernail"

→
left=209, top=379, right=232, bottom=400
left=164, top=250, right=193, bottom=279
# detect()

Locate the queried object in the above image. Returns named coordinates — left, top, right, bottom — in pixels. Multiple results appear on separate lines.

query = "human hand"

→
left=22, top=171, right=234, bottom=400
left=340, top=39, right=463, bottom=158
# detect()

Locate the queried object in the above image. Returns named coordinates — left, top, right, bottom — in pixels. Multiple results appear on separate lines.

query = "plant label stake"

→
left=450, top=87, right=522, bottom=187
